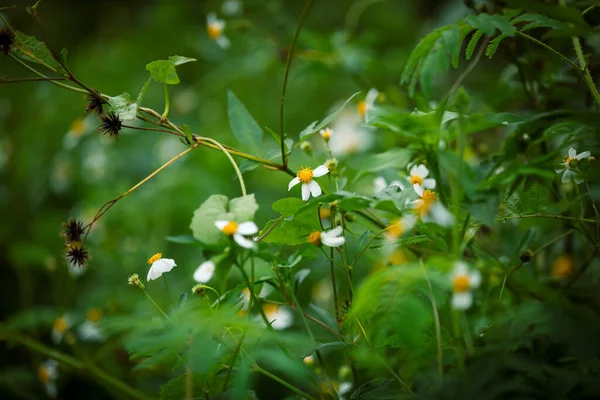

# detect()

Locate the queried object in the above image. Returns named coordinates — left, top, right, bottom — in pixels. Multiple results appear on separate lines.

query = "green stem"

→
left=571, top=36, right=600, bottom=110
left=254, top=365, right=318, bottom=400
left=517, top=32, right=581, bottom=71
left=143, top=290, right=174, bottom=325
left=236, top=262, right=270, bottom=327
left=330, top=247, right=340, bottom=328
left=420, top=260, right=443, bottom=381
left=8, top=54, right=87, bottom=93
left=498, top=213, right=596, bottom=223
left=0, top=327, right=153, bottom=400
left=161, top=84, right=170, bottom=120
left=162, top=274, right=172, bottom=307
left=222, top=332, right=245, bottom=392
left=279, top=0, right=316, bottom=167
left=200, top=137, right=246, bottom=196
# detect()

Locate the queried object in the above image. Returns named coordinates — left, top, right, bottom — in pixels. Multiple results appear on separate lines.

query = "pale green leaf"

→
left=229, top=194, right=259, bottom=222
left=190, top=195, right=232, bottom=245
left=227, top=90, right=263, bottom=152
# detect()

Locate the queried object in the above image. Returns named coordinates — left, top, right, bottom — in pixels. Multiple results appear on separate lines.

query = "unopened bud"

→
left=300, top=141, right=312, bottom=156
left=127, top=273, right=144, bottom=290
left=192, top=284, right=207, bottom=296
left=325, top=158, right=338, bottom=176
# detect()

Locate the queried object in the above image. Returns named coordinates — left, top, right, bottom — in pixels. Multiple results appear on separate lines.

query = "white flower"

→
left=288, top=165, right=329, bottom=201
left=319, top=127, right=333, bottom=142
left=78, top=309, right=104, bottom=342
left=263, top=304, right=293, bottom=330
left=38, top=359, right=59, bottom=398
left=385, top=214, right=417, bottom=240
left=215, top=220, right=258, bottom=248
left=221, top=0, right=243, bottom=16
left=449, top=262, right=481, bottom=310
left=329, top=109, right=374, bottom=156
left=51, top=315, right=71, bottom=344
left=307, top=226, right=345, bottom=247
left=374, top=176, right=404, bottom=193
left=407, top=164, right=436, bottom=189
left=555, top=147, right=591, bottom=184
left=193, top=260, right=215, bottom=283
left=146, top=253, right=177, bottom=281
left=206, top=12, right=230, bottom=49
left=412, top=184, right=453, bottom=227
left=358, top=88, right=379, bottom=121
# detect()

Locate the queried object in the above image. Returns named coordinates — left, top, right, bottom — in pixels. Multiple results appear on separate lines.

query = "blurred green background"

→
left=0, top=0, right=481, bottom=398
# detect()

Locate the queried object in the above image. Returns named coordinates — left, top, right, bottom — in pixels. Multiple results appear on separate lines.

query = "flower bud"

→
left=300, top=141, right=312, bottom=156
left=127, top=273, right=145, bottom=290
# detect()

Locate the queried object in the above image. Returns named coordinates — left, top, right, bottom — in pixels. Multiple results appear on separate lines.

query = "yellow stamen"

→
left=308, top=231, right=322, bottom=246
left=423, top=190, right=437, bottom=204
left=222, top=221, right=238, bottom=236
left=53, top=317, right=67, bottom=334
left=321, top=128, right=332, bottom=141
left=319, top=208, right=331, bottom=220
left=297, top=167, right=314, bottom=184
left=386, top=219, right=404, bottom=239
left=207, top=23, right=222, bottom=39
left=357, top=101, right=367, bottom=117
left=263, top=303, right=278, bottom=318
left=147, top=252, right=162, bottom=264
left=38, top=366, right=51, bottom=383
left=86, top=308, right=102, bottom=322
left=409, top=175, right=423, bottom=186
left=452, top=275, right=470, bottom=293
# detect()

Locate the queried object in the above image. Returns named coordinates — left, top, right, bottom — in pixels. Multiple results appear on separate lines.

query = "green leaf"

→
left=190, top=195, right=232, bottom=245
left=164, top=234, right=201, bottom=245
left=227, top=90, right=263, bottom=152
left=511, top=13, right=571, bottom=32
left=401, top=25, right=453, bottom=85
left=297, top=92, right=360, bottom=143
left=354, top=148, right=413, bottom=182
left=505, top=0, right=589, bottom=28
left=229, top=194, right=259, bottom=222
left=11, top=31, right=66, bottom=73
left=176, top=292, right=188, bottom=308
left=465, top=30, right=485, bottom=60
left=136, top=78, right=151, bottom=105
left=146, top=55, right=196, bottom=85
left=464, top=14, right=516, bottom=36
left=108, top=92, right=138, bottom=120
left=181, top=124, right=194, bottom=144
left=486, top=34, right=508, bottom=58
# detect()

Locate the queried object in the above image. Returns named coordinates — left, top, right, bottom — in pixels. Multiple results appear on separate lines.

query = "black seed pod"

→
left=62, top=219, right=85, bottom=244
left=85, top=90, right=106, bottom=115
left=99, top=111, right=122, bottom=139
left=65, top=242, right=90, bottom=268
left=0, top=26, right=15, bottom=55
left=519, top=249, right=534, bottom=263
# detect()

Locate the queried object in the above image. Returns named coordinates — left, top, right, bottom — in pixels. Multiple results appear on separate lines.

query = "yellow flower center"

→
left=207, top=23, right=223, bottom=39
left=409, top=175, right=423, bottom=186
left=53, top=317, right=67, bottom=334
left=453, top=274, right=470, bottom=293
left=308, top=231, right=321, bottom=246
left=386, top=219, right=404, bottom=239
left=147, top=252, right=162, bottom=264
left=38, top=366, right=51, bottom=383
left=322, top=129, right=332, bottom=141
left=222, top=221, right=238, bottom=236
left=551, top=254, right=574, bottom=280
left=86, top=308, right=102, bottom=322
left=297, top=167, right=314, bottom=184
left=263, top=303, right=278, bottom=318
left=357, top=101, right=367, bottom=117
left=423, top=190, right=437, bottom=204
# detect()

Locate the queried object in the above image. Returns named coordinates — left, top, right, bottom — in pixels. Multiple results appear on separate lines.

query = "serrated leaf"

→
left=486, top=34, right=508, bottom=58
left=229, top=194, right=259, bottom=222
left=190, top=195, right=232, bottom=245
left=465, top=13, right=516, bottom=36
left=401, top=25, right=453, bottom=84
left=505, top=0, right=589, bottom=28
left=11, top=31, right=65, bottom=73
left=108, top=93, right=138, bottom=120
left=227, top=90, right=263, bottom=152
left=465, top=30, right=485, bottom=60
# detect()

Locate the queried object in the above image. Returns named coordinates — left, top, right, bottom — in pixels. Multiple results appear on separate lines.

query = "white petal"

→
left=44, top=382, right=57, bottom=398
left=321, top=235, right=345, bottom=247
left=430, top=203, right=454, bottom=227
left=365, top=88, right=379, bottom=106
left=51, top=330, right=64, bottom=345
left=301, top=183, right=311, bottom=201
left=216, top=35, right=231, bottom=49
left=561, top=170, right=574, bottom=183
left=234, top=234, right=256, bottom=249
left=401, top=214, right=417, bottom=231
left=288, top=177, right=300, bottom=190
left=237, top=221, right=258, bottom=235
left=568, top=147, right=577, bottom=158
left=469, top=269, right=482, bottom=288
left=309, top=181, right=322, bottom=198
left=423, top=178, right=436, bottom=189
left=389, top=180, right=404, bottom=189
left=413, top=183, right=424, bottom=197
left=258, top=283, right=273, bottom=298
left=417, top=164, right=429, bottom=178
left=555, top=167, right=566, bottom=174
left=412, top=199, right=424, bottom=210
left=451, top=261, right=469, bottom=279
left=193, top=261, right=215, bottom=283
left=271, top=307, right=294, bottom=330
left=147, top=259, right=176, bottom=281
left=78, top=321, right=104, bottom=341
left=215, top=220, right=230, bottom=230
left=312, top=165, right=329, bottom=177
left=207, top=12, right=217, bottom=24
left=576, top=151, right=591, bottom=160
left=452, top=292, right=473, bottom=310
left=338, top=382, right=353, bottom=395
left=409, top=165, right=420, bottom=177
left=328, top=226, right=344, bottom=237
left=373, top=177, right=387, bottom=192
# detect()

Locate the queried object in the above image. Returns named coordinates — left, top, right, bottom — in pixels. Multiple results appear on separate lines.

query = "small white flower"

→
left=215, top=220, right=258, bottom=248
left=319, top=127, right=333, bottom=142
left=51, top=315, right=71, bottom=344
left=38, top=359, right=59, bottom=398
left=412, top=184, right=453, bottom=227
left=555, top=147, right=591, bottom=184
left=221, top=0, right=243, bottom=16
left=193, top=260, right=215, bottom=283
left=329, top=109, right=374, bottom=156
left=407, top=164, right=436, bottom=189
left=449, top=262, right=481, bottom=310
left=321, top=226, right=346, bottom=247
left=78, top=309, right=104, bottom=342
left=358, top=88, right=379, bottom=121
left=206, top=12, right=230, bottom=49
left=374, top=176, right=404, bottom=193
left=263, top=304, right=293, bottom=330
left=146, top=253, right=177, bottom=281
left=385, top=214, right=417, bottom=240
left=288, top=165, right=329, bottom=201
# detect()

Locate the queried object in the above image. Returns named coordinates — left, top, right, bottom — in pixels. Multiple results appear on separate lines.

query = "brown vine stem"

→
left=279, top=0, right=316, bottom=168
left=0, top=326, right=153, bottom=400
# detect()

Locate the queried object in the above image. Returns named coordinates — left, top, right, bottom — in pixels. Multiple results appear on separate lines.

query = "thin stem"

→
left=288, top=303, right=348, bottom=341
left=443, top=37, right=488, bottom=104
left=0, top=327, right=153, bottom=400
left=143, top=290, right=174, bottom=325
left=582, top=5, right=597, bottom=16
left=222, top=332, right=245, bottom=392
left=254, top=365, right=318, bottom=400
left=330, top=247, right=340, bottom=328
left=199, top=137, right=246, bottom=196
left=279, top=0, right=316, bottom=167
left=517, top=32, right=581, bottom=71
left=163, top=275, right=172, bottom=307
left=498, top=213, right=596, bottom=224
left=8, top=54, right=87, bottom=93
left=254, top=216, right=282, bottom=242
left=420, top=260, right=443, bottom=380
left=162, top=83, right=170, bottom=120
left=585, top=182, right=599, bottom=243
left=236, top=262, right=270, bottom=327
left=0, top=76, right=68, bottom=83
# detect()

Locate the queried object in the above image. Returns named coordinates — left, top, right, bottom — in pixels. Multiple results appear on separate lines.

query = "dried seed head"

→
left=62, top=219, right=85, bottom=244
left=99, top=111, right=122, bottom=139
left=0, top=27, right=15, bottom=55
left=65, top=242, right=90, bottom=268
left=85, top=90, right=106, bottom=115
left=519, top=249, right=534, bottom=263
